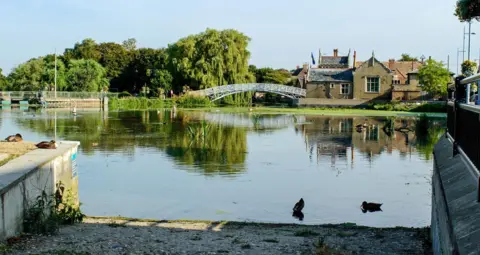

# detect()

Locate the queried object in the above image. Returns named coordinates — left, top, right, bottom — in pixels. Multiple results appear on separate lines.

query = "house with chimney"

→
left=304, top=49, right=355, bottom=99
left=356, top=58, right=425, bottom=100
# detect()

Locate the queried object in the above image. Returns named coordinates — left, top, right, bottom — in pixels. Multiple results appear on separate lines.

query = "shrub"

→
left=173, top=94, right=213, bottom=108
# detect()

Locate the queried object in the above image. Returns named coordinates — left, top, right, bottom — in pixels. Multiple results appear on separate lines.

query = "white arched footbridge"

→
left=189, top=83, right=306, bottom=101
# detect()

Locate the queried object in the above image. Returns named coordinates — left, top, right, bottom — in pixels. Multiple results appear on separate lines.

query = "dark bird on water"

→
left=293, top=198, right=305, bottom=212
left=36, top=140, right=58, bottom=149
left=292, top=210, right=304, bottom=221
left=361, top=201, right=383, bottom=213
left=5, top=134, right=23, bottom=142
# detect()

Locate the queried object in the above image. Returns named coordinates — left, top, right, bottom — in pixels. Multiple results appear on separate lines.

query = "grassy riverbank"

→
left=185, top=107, right=447, bottom=117
left=5, top=216, right=432, bottom=255
left=109, top=96, right=447, bottom=117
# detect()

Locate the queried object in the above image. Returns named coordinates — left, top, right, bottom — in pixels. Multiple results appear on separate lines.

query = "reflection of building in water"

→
left=351, top=117, right=418, bottom=160
left=298, top=116, right=422, bottom=165
left=297, top=117, right=353, bottom=166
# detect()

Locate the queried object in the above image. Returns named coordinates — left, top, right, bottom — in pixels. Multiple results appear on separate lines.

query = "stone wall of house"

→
left=353, top=60, right=393, bottom=100
left=306, top=83, right=353, bottom=99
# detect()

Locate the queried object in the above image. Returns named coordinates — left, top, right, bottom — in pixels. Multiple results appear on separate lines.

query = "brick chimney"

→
left=388, top=59, right=395, bottom=70
left=353, top=51, right=357, bottom=68
left=333, top=49, right=338, bottom=57
left=296, top=65, right=300, bottom=69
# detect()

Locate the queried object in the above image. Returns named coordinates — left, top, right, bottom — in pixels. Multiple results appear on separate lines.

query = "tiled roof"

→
left=356, top=60, right=422, bottom=76
left=319, top=56, right=349, bottom=68
left=292, top=67, right=307, bottom=76
left=308, top=68, right=353, bottom=82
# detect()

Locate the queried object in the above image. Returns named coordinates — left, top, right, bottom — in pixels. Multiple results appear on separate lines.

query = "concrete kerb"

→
left=0, top=141, right=80, bottom=240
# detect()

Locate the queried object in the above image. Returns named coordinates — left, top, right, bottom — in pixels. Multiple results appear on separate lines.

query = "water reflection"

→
left=1, top=108, right=446, bottom=227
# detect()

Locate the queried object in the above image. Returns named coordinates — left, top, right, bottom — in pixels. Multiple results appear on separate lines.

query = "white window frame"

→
left=340, top=83, right=350, bottom=94
left=365, top=77, right=380, bottom=93
left=330, top=83, right=335, bottom=89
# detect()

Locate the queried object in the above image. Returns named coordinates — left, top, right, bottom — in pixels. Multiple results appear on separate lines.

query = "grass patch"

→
left=106, top=220, right=126, bottom=228
left=23, top=182, right=84, bottom=235
left=241, top=244, right=252, bottom=249
left=337, top=231, right=358, bottom=237
left=0, top=155, right=16, bottom=167
left=173, top=94, right=213, bottom=108
left=34, top=250, right=90, bottom=255
left=109, top=97, right=172, bottom=110
left=262, top=238, right=279, bottom=243
left=316, top=238, right=341, bottom=255
left=182, top=106, right=447, bottom=117
left=294, top=229, right=319, bottom=237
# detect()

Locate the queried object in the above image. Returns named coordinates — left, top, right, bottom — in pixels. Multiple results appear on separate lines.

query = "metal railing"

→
left=0, top=91, right=119, bottom=99
left=448, top=74, right=480, bottom=201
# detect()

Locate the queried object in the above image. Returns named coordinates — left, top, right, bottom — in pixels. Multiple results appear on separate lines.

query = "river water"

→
left=0, top=108, right=445, bottom=227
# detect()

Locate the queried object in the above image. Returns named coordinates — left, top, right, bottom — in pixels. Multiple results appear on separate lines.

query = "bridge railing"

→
left=449, top=74, right=480, bottom=175
left=0, top=91, right=119, bottom=99
left=202, top=83, right=307, bottom=98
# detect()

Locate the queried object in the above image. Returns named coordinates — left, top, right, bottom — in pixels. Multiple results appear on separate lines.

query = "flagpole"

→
left=54, top=49, right=57, bottom=98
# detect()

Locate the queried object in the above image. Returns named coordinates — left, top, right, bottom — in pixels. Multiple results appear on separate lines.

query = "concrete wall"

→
left=432, top=136, right=480, bottom=254
left=0, top=141, right=79, bottom=240
left=46, top=98, right=102, bottom=108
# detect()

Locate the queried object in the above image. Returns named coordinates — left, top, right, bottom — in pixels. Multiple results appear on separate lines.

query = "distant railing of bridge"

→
left=0, top=91, right=119, bottom=99
left=448, top=74, right=480, bottom=200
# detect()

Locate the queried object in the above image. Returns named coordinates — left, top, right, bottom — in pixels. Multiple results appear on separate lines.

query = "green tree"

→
left=8, top=57, right=67, bottom=91
left=399, top=54, right=419, bottom=62
left=66, top=59, right=109, bottom=92
left=167, top=29, right=254, bottom=91
left=250, top=67, right=291, bottom=84
left=461, top=60, right=477, bottom=76
left=418, top=59, right=451, bottom=96
left=0, top=68, right=8, bottom=90
left=149, top=69, right=173, bottom=94
left=97, top=42, right=132, bottom=80
left=122, top=38, right=137, bottom=51
left=63, top=38, right=101, bottom=63
left=455, top=0, right=480, bottom=22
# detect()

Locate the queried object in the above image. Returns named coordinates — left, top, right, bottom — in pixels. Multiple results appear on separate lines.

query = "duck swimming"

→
left=361, top=201, right=383, bottom=212
left=5, top=134, right=23, bottom=142
left=36, top=140, right=57, bottom=149
left=293, top=198, right=305, bottom=212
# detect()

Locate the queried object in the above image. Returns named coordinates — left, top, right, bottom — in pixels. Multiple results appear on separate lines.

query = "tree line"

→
left=0, top=29, right=295, bottom=95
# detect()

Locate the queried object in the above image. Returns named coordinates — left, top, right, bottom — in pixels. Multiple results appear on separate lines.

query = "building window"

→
left=393, top=80, right=400, bottom=85
left=366, top=77, right=380, bottom=93
left=330, top=84, right=335, bottom=89
left=341, top=84, right=350, bottom=94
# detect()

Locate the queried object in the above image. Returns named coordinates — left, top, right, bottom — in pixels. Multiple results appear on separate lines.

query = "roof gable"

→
left=355, top=57, right=391, bottom=73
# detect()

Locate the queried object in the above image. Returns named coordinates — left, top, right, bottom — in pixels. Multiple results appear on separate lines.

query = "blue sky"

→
left=0, top=0, right=472, bottom=74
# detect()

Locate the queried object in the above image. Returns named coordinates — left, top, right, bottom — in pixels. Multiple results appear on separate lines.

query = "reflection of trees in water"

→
left=13, top=110, right=247, bottom=176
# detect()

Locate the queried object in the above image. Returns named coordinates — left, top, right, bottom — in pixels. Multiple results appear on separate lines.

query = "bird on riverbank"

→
left=5, top=134, right=23, bottom=142
left=293, top=198, right=304, bottom=212
left=361, top=201, right=383, bottom=213
left=35, top=140, right=57, bottom=149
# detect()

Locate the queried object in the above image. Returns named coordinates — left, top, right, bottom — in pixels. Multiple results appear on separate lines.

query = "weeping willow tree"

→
left=168, top=29, right=255, bottom=105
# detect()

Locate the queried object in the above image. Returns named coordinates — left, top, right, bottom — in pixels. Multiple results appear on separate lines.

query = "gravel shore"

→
left=5, top=217, right=431, bottom=255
